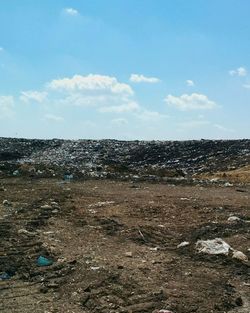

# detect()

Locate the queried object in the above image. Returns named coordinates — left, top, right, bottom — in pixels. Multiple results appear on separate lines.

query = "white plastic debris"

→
left=228, top=216, right=241, bottom=223
left=196, top=238, right=231, bottom=255
left=177, top=241, right=190, bottom=248
left=18, top=229, right=37, bottom=237
left=125, top=252, right=133, bottom=257
left=232, top=251, right=248, bottom=262
left=40, top=204, right=53, bottom=210
left=2, top=200, right=11, bottom=206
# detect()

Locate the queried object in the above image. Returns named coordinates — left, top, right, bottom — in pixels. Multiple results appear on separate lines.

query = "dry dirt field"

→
left=0, top=177, right=249, bottom=313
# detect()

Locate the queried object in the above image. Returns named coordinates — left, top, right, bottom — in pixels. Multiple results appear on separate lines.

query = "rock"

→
left=177, top=241, right=190, bottom=248
left=125, top=252, right=133, bottom=258
left=232, top=251, right=248, bottom=262
left=196, top=238, right=231, bottom=255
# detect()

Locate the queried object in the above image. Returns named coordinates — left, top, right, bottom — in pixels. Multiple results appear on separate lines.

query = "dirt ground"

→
left=0, top=177, right=249, bottom=313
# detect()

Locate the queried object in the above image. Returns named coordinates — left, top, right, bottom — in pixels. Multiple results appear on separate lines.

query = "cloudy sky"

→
left=0, top=0, right=249, bottom=140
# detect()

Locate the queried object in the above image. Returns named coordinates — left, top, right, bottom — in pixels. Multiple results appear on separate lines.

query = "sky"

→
left=0, top=0, right=250, bottom=140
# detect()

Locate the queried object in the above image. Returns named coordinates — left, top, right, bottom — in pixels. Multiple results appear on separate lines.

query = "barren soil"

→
left=0, top=177, right=249, bottom=313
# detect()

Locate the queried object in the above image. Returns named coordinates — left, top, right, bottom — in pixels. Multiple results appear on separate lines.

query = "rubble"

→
left=232, top=251, right=248, bottom=262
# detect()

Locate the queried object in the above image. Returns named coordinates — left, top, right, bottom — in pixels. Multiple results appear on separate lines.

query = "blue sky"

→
left=0, top=0, right=249, bottom=140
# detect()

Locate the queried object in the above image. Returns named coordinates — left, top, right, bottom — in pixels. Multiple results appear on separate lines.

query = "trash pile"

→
left=0, top=137, right=249, bottom=182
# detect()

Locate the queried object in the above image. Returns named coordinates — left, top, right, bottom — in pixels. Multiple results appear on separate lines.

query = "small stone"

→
left=125, top=252, right=133, bottom=258
left=232, top=251, right=248, bottom=262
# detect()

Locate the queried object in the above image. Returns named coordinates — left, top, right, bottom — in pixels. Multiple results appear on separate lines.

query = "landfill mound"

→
left=0, top=138, right=250, bottom=183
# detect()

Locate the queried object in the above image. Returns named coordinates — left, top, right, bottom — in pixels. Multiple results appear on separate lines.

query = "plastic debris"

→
left=41, top=204, right=53, bottom=210
left=37, top=256, right=54, bottom=267
left=3, top=200, right=11, bottom=206
left=0, top=273, right=12, bottom=280
left=0, top=270, right=15, bottom=280
left=177, top=241, right=190, bottom=248
left=64, top=173, right=73, bottom=182
left=13, top=170, right=19, bottom=176
left=232, top=251, right=248, bottom=262
left=196, top=238, right=231, bottom=255
left=228, top=216, right=241, bottom=223
left=18, top=228, right=37, bottom=237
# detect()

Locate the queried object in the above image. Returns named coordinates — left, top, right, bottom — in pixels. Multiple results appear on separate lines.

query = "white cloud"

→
left=48, top=74, right=133, bottom=95
left=44, top=114, right=64, bottom=122
left=0, top=96, right=14, bottom=118
left=136, top=110, right=168, bottom=121
left=63, top=8, right=79, bottom=16
left=243, top=84, right=250, bottom=89
left=20, top=91, right=47, bottom=103
left=130, top=74, right=160, bottom=83
left=165, top=93, right=218, bottom=111
left=229, top=67, right=247, bottom=77
left=111, top=118, right=128, bottom=125
left=178, top=120, right=210, bottom=129
left=213, top=124, right=234, bottom=133
left=99, top=101, right=140, bottom=113
left=186, top=80, right=195, bottom=87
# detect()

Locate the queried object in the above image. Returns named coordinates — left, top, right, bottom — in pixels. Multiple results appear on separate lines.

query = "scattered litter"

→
left=0, top=271, right=15, bottom=280
left=232, top=251, right=248, bottom=262
left=64, top=173, right=73, bottom=182
left=157, top=310, right=174, bottom=313
left=149, top=247, right=159, bottom=251
left=41, top=204, right=53, bottom=210
left=37, top=256, right=54, bottom=267
left=18, top=228, right=37, bottom=237
left=90, top=266, right=100, bottom=271
left=3, top=199, right=11, bottom=206
left=196, top=238, right=231, bottom=255
left=177, top=241, right=190, bottom=248
left=88, top=201, right=115, bottom=208
left=228, top=216, right=241, bottom=223
left=13, top=170, right=19, bottom=176
left=224, top=182, right=233, bottom=187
